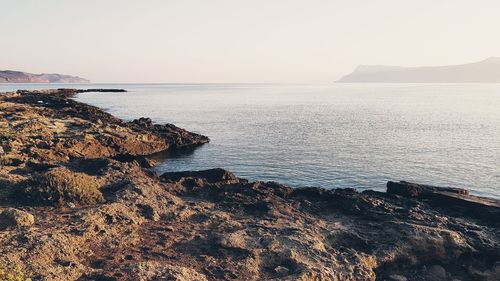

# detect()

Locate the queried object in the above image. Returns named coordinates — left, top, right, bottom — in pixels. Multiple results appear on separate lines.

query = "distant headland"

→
left=0, top=70, right=89, bottom=83
left=337, top=57, right=500, bottom=83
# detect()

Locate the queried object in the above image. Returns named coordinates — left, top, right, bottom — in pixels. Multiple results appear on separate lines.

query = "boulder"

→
left=387, top=181, right=500, bottom=224
left=160, top=168, right=238, bottom=184
left=131, top=117, right=153, bottom=128
left=0, top=208, right=35, bottom=229
left=387, top=181, right=468, bottom=198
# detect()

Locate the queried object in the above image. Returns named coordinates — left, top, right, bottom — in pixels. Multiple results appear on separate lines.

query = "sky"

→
left=1, top=0, right=500, bottom=83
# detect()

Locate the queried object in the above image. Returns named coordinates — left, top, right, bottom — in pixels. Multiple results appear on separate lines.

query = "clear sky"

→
left=1, top=0, right=499, bottom=83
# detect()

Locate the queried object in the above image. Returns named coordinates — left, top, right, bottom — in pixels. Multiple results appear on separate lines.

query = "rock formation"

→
left=0, top=71, right=90, bottom=83
left=337, top=57, right=500, bottom=83
left=0, top=89, right=498, bottom=280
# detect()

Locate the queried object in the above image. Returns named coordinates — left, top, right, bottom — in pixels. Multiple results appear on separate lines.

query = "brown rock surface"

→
left=0, top=89, right=498, bottom=281
left=0, top=208, right=35, bottom=229
left=387, top=181, right=500, bottom=223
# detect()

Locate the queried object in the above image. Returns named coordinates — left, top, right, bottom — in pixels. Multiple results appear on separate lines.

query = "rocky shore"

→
left=0, top=89, right=499, bottom=281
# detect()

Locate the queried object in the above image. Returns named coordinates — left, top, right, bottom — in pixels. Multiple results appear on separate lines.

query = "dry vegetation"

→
left=21, top=167, right=105, bottom=206
left=0, top=262, right=31, bottom=281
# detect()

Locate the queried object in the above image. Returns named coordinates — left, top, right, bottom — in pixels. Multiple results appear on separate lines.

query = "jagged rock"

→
left=387, top=181, right=500, bottom=224
left=131, top=117, right=153, bottom=128
left=0, top=208, right=35, bottom=229
left=160, top=168, right=238, bottom=184
left=387, top=181, right=469, bottom=197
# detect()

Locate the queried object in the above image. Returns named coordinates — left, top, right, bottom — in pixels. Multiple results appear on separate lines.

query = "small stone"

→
left=35, top=141, right=51, bottom=149
left=427, top=265, right=447, bottom=281
left=389, top=274, right=408, bottom=281
left=274, top=266, right=289, bottom=275
left=0, top=208, right=35, bottom=229
left=218, top=230, right=247, bottom=250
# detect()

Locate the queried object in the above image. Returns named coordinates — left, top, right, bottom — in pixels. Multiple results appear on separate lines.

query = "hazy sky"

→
left=1, top=0, right=499, bottom=83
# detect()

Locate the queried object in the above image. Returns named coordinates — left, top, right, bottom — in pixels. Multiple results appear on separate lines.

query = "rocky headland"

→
left=0, top=89, right=499, bottom=281
left=337, top=57, right=500, bottom=83
left=0, top=71, right=89, bottom=83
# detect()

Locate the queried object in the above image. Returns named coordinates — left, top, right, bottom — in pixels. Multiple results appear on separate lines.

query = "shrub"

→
left=0, top=127, right=14, bottom=140
left=22, top=167, right=105, bottom=206
left=0, top=157, right=23, bottom=167
left=0, top=262, right=31, bottom=281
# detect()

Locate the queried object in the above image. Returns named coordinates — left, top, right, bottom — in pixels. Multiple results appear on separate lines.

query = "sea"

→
left=1, top=83, right=499, bottom=199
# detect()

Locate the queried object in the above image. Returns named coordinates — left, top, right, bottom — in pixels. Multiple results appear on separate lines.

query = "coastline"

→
left=0, top=89, right=499, bottom=280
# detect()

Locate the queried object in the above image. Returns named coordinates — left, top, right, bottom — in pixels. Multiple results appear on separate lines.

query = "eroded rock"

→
left=123, top=262, right=208, bottom=281
left=0, top=208, right=35, bottom=229
left=0, top=89, right=498, bottom=281
left=387, top=181, right=500, bottom=224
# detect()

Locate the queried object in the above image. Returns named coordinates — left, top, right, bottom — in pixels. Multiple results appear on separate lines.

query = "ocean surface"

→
left=1, top=83, right=500, bottom=199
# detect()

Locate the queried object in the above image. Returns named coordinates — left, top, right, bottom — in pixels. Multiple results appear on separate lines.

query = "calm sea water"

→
left=2, top=83, right=500, bottom=198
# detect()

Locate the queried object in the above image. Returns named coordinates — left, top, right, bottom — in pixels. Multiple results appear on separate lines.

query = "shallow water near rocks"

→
left=2, top=83, right=500, bottom=198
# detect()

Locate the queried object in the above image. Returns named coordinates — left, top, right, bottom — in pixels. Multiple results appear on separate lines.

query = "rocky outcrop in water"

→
left=0, top=89, right=498, bottom=280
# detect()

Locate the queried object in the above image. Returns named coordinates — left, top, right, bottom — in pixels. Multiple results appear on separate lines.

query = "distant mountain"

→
left=0, top=70, right=90, bottom=83
left=337, top=57, right=500, bottom=83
